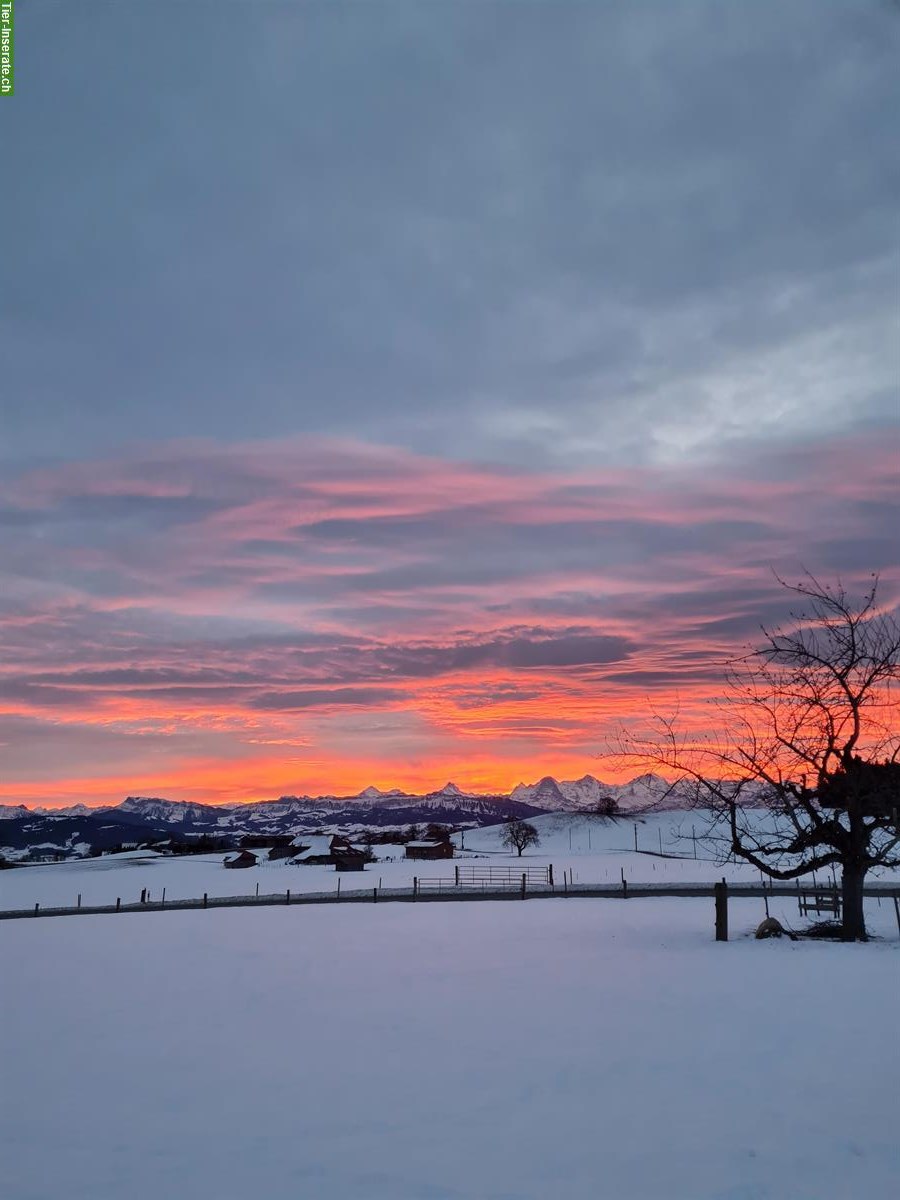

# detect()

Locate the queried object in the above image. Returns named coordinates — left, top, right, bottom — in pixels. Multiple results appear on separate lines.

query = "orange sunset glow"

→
left=2, top=434, right=898, bottom=808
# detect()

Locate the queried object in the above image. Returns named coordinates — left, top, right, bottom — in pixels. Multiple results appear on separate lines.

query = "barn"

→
left=405, top=840, right=454, bottom=861
left=290, top=834, right=369, bottom=868
left=267, top=845, right=296, bottom=861
left=223, top=850, right=258, bottom=869
left=333, top=848, right=368, bottom=872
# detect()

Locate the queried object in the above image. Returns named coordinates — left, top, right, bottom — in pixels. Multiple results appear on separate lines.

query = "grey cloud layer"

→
left=3, top=1, right=897, bottom=469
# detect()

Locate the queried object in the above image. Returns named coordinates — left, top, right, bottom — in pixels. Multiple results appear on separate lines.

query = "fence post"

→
left=337, top=877, right=341, bottom=900
left=373, top=887, right=378, bottom=904
left=286, top=889, right=290, bottom=905
left=77, top=893, right=81, bottom=909
left=455, top=864, right=459, bottom=887
left=521, top=873, right=526, bottom=899
left=34, top=902, right=39, bottom=916
left=548, top=863, right=554, bottom=887
left=116, top=898, right=121, bottom=912
left=715, top=882, right=728, bottom=941
left=162, top=887, right=166, bottom=908
left=203, top=892, right=208, bottom=909
left=634, top=823, right=638, bottom=852
left=893, top=894, right=900, bottom=938
left=413, top=876, right=418, bottom=900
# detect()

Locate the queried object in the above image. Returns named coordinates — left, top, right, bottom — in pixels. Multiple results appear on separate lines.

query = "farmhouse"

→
left=290, top=834, right=369, bottom=869
left=267, top=845, right=296, bottom=861
left=333, top=846, right=368, bottom=872
left=289, top=834, right=337, bottom=865
left=405, top=840, right=454, bottom=861
left=223, top=850, right=258, bottom=869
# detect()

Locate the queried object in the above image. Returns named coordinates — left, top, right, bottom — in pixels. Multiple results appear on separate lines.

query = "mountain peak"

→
left=628, top=773, right=667, bottom=788
left=120, top=796, right=176, bottom=810
left=532, top=776, right=567, bottom=799
left=0, top=803, right=33, bottom=820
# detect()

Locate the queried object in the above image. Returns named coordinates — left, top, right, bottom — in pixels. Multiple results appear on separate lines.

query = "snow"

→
left=3, top=810, right=898, bottom=912
left=0, top=804, right=34, bottom=819
left=2, top=898, right=898, bottom=1199
left=289, top=833, right=334, bottom=860
left=510, top=772, right=676, bottom=810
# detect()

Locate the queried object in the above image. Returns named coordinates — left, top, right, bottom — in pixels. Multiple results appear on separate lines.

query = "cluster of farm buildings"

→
left=224, top=833, right=454, bottom=871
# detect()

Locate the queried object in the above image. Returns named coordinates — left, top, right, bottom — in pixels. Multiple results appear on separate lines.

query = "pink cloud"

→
left=1, top=430, right=897, bottom=805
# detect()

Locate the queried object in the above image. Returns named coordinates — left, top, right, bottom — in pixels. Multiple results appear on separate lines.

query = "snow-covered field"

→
left=3, top=898, right=897, bottom=1200
left=3, top=811, right=898, bottom=912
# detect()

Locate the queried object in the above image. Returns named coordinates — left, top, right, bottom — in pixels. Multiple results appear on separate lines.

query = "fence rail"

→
left=3, top=878, right=899, bottom=922
left=455, top=863, right=552, bottom=887
left=414, top=877, right=458, bottom=894
left=797, top=883, right=842, bottom=918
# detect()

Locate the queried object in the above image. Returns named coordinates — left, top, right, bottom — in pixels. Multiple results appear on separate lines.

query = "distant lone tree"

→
left=624, top=573, right=900, bottom=941
left=593, top=795, right=619, bottom=817
left=405, top=824, right=422, bottom=842
left=501, top=818, right=541, bottom=857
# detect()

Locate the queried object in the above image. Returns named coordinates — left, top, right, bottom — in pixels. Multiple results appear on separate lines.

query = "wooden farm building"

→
left=290, top=834, right=369, bottom=870
left=223, top=849, right=258, bottom=869
left=333, top=848, right=368, bottom=872
left=405, top=839, right=454, bottom=861
left=267, top=845, right=296, bottom=861
left=289, top=834, right=334, bottom=865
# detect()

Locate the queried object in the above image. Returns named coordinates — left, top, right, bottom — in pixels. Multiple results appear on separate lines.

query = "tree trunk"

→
left=516, top=846, right=523, bottom=857
left=841, top=862, right=867, bottom=942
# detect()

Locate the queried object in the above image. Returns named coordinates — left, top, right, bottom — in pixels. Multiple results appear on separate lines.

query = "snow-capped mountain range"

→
left=0, top=776, right=680, bottom=824
left=511, top=773, right=687, bottom=811
left=0, top=775, right=692, bottom=859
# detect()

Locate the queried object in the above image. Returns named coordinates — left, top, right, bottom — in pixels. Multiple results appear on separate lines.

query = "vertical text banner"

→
left=0, top=0, right=12, bottom=96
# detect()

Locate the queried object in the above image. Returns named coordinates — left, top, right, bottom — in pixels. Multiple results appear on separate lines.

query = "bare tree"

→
left=623, top=573, right=900, bottom=941
left=501, top=818, right=541, bottom=857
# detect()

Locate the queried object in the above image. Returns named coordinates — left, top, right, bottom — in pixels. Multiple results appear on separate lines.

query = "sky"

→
left=1, top=1, right=898, bottom=807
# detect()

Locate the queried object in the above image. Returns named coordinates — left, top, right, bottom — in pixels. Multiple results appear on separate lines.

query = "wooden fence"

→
left=797, top=881, right=841, bottom=918
left=4, top=878, right=900, bottom=939
left=454, top=863, right=553, bottom=887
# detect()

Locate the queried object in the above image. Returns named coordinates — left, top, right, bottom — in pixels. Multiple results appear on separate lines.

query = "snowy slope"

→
left=3, top=899, right=897, bottom=1200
